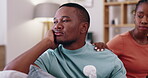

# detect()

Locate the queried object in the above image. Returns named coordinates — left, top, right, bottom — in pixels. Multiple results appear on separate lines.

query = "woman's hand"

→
left=92, top=42, right=109, bottom=51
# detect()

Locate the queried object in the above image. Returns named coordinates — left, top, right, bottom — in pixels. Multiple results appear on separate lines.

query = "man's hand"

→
left=43, top=30, right=58, bottom=49
left=93, top=42, right=109, bottom=51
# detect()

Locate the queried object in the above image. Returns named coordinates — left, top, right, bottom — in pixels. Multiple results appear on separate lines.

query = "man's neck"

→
left=63, top=41, right=86, bottom=50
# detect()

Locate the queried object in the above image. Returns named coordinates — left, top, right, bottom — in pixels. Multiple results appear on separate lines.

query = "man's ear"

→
left=80, top=22, right=89, bottom=34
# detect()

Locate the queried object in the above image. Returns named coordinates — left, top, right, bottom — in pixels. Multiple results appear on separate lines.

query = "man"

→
left=4, top=3, right=126, bottom=78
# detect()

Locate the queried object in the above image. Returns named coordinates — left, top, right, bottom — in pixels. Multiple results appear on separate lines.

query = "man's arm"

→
left=4, top=30, right=57, bottom=74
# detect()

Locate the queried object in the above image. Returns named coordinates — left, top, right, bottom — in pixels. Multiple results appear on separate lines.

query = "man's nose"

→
left=53, top=22, right=63, bottom=30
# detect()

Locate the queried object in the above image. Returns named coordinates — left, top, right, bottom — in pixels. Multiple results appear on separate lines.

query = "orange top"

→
left=107, top=31, right=148, bottom=78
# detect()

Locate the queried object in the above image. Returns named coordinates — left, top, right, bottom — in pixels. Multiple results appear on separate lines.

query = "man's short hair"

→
left=59, top=3, right=90, bottom=26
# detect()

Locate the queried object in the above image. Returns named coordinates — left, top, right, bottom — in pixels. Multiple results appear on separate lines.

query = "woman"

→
left=95, top=0, right=148, bottom=77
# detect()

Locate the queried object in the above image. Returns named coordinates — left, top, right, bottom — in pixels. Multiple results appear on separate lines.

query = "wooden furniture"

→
left=0, top=45, right=5, bottom=70
left=103, top=0, right=139, bottom=43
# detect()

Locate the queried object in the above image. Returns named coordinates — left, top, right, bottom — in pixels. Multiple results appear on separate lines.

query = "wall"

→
left=7, top=0, right=43, bottom=63
left=6, top=0, right=103, bottom=63
left=0, top=0, right=7, bottom=45
left=87, top=0, right=104, bottom=42
left=0, top=0, right=6, bottom=69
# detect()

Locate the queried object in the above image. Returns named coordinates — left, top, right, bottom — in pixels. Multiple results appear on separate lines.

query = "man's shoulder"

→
left=85, top=42, right=117, bottom=56
left=45, top=45, right=63, bottom=53
left=101, top=49, right=118, bottom=58
left=41, top=48, right=58, bottom=57
left=43, top=45, right=63, bottom=56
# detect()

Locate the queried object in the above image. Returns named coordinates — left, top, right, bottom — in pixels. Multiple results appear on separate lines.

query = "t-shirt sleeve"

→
left=111, top=57, right=127, bottom=78
left=34, top=50, right=53, bottom=73
left=107, top=35, right=124, bottom=56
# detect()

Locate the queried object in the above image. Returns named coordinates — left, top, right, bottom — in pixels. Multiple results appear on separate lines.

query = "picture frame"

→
left=69, top=0, right=93, bottom=7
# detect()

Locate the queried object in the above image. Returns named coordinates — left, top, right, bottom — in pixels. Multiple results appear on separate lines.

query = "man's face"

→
left=134, top=3, right=148, bottom=33
left=52, top=7, right=82, bottom=45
